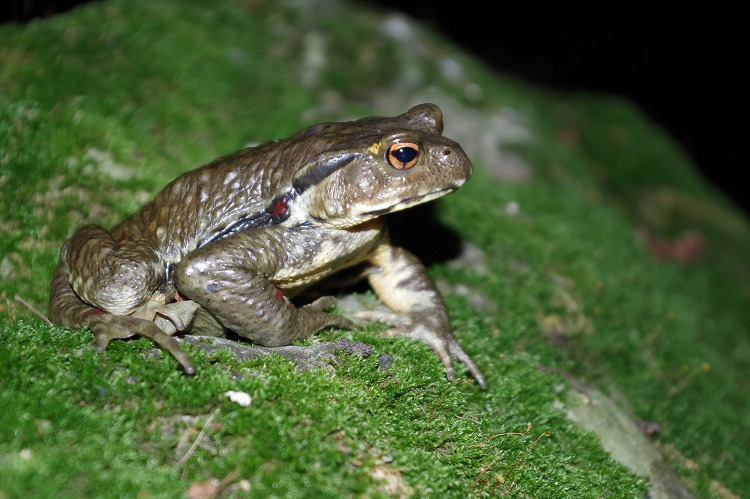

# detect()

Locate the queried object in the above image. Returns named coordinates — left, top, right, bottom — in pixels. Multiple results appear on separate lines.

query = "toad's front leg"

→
left=173, top=229, right=354, bottom=347
left=364, top=241, right=487, bottom=389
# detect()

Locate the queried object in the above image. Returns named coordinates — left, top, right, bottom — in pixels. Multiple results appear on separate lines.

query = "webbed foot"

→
left=302, top=296, right=357, bottom=330
left=130, top=299, right=200, bottom=334
left=87, top=313, right=196, bottom=375
left=355, top=309, right=487, bottom=390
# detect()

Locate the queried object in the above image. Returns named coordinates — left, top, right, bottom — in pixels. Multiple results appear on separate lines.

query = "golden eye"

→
left=387, top=142, right=420, bottom=170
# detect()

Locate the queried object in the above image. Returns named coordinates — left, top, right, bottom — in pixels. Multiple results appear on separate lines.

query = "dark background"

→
left=373, top=2, right=747, bottom=215
left=3, top=2, right=747, bottom=215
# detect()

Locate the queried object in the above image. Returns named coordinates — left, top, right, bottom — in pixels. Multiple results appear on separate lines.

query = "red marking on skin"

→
left=275, top=288, right=284, bottom=300
left=392, top=246, right=401, bottom=256
left=175, top=290, right=188, bottom=302
left=82, top=308, right=106, bottom=318
left=272, top=199, right=288, bottom=217
left=115, top=234, right=130, bottom=245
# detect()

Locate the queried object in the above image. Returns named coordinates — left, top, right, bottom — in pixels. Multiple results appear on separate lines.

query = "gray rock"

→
left=564, top=381, right=694, bottom=499
left=179, top=335, right=373, bottom=372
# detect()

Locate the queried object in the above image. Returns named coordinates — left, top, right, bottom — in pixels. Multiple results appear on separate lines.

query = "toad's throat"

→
left=359, top=188, right=455, bottom=217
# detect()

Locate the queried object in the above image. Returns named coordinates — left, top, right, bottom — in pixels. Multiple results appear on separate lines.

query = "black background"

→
left=377, top=0, right=750, bottom=213
left=372, top=2, right=748, bottom=214
left=3, top=2, right=747, bottom=215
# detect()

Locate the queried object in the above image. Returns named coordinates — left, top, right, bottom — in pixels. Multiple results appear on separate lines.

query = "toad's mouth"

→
left=358, top=187, right=457, bottom=217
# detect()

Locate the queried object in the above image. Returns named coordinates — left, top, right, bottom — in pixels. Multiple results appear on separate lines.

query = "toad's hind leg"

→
left=48, top=225, right=195, bottom=374
left=56, top=225, right=164, bottom=316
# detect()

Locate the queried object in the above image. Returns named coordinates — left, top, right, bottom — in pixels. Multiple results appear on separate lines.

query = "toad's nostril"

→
left=443, top=148, right=451, bottom=156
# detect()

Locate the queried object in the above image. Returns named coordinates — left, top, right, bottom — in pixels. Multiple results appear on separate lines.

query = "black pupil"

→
left=393, top=146, right=418, bottom=164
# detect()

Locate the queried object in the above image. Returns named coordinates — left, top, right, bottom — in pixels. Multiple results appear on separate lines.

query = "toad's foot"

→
left=355, top=309, right=487, bottom=390
left=86, top=313, right=196, bottom=375
left=302, top=296, right=357, bottom=330
left=130, top=299, right=201, bottom=334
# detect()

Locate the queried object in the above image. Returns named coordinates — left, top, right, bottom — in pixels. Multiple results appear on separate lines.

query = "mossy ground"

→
left=1, top=0, right=748, bottom=497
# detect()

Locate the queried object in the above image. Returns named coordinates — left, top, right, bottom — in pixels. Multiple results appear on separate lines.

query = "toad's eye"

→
left=387, top=142, right=420, bottom=170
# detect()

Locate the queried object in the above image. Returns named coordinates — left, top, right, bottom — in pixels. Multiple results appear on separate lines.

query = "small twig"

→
left=468, top=425, right=551, bottom=496
left=669, top=362, right=710, bottom=396
left=467, top=423, right=531, bottom=495
left=468, top=455, right=502, bottom=494
left=15, top=294, right=53, bottom=326
left=471, top=422, right=532, bottom=448
left=216, top=469, right=240, bottom=493
left=428, top=378, right=465, bottom=421
left=503, top=430, right=551, bottom=493
left=173, top=408, right=220, bottom=471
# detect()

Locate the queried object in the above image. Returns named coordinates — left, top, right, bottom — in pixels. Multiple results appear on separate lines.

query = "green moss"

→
left=1, top=323, right=644, bottom=497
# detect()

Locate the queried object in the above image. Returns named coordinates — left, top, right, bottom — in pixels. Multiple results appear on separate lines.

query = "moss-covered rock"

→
left=1, top=0, right=748, bottom=497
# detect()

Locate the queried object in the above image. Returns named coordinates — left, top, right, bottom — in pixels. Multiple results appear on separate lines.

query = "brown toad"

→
left=49, top=104, right=486, bottom=389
